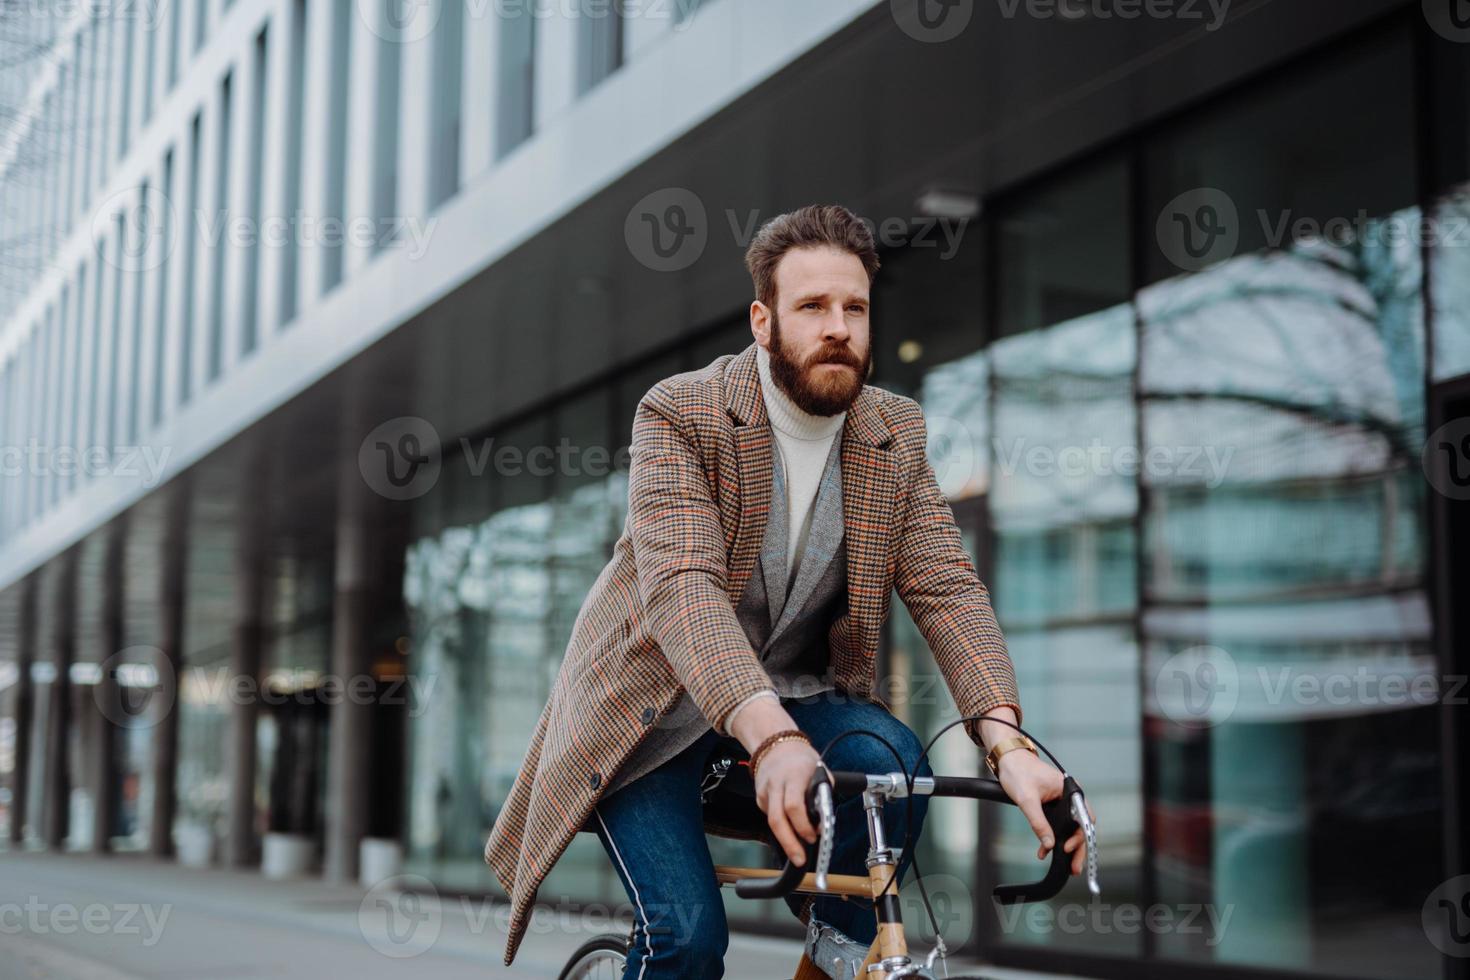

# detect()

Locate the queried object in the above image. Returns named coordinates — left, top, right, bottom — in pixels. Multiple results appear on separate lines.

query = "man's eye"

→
left=803, top=302, right=821, bottom=310
left=847, top=305, right=866, bottom=314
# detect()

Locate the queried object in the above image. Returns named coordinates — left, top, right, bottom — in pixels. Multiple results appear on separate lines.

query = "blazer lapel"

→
left=769, top=429, right=844, bottom=643
left=760, top=448, right=790, bottom=630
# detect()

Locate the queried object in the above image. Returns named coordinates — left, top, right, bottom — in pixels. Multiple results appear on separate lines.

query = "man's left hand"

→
left=996, top=748, right=1095, bottom=876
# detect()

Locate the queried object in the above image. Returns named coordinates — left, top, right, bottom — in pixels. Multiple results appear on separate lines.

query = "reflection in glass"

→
left=1431, top=185, right=1470, bottom=381
left=987, top=305, right=1143, bottom=956
left=1138, top=215, right=1437, bottom=979
left=995, top=157, right=1131, bottom=338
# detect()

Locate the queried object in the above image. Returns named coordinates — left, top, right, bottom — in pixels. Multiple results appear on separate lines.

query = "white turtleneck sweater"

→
left=756, top=344, right=846, bottom=589
left=729, top=346, right=847, bottom=729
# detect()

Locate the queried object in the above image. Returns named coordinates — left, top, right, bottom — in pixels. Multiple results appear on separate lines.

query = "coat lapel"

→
left=725, top=345, right=770, bottom=607
left=839, top=387, right=897, bottom=671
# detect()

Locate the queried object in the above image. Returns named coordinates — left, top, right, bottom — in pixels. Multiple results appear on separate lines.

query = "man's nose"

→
left=820, top=314, right=850, bottom=343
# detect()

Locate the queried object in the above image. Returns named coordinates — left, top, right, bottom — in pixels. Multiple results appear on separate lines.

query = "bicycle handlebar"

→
left=734, top=769, right=1091, bottom=904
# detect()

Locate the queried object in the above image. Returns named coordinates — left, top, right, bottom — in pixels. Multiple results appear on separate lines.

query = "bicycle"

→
left=558, top=717, right=1100, bottom=979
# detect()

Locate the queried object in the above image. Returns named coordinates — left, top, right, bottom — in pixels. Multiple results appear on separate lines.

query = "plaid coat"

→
left=484, top=342, right=1019, bottom=965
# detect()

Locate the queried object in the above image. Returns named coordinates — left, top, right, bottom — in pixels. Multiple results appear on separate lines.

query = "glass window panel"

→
left=870, top=218, right=985, bottom=397
left=995, top=155, right=1131, bottom=339
left=1144, top=29, right=1416, bottom=287
left=982, top=144, right=1143, bottom=956
left=1138, top=210, right=1436, bottom=978
left=495, top=7, right=535, bottom=160
left=575, top=2, right=624, bottom=96
left=915, top=350, right=989, bottom=502
left=1431, top=184, right=1470, bottom=381
left=686, top=317, right=751, bottom=369
left=988, top=304, right=1143, bottom=957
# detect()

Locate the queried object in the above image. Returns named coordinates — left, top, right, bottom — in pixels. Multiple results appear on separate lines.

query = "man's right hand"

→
left=728, top=695, right=820, bottom=866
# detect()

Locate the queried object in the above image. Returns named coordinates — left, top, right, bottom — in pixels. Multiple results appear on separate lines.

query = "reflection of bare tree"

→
left=1139, top=240, right=1423, bottom=467
left=1135, top=218, right=1429, bottom=605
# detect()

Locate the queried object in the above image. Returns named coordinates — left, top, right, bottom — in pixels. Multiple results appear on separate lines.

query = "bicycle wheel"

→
left=557, top=933, right=630, bottom=980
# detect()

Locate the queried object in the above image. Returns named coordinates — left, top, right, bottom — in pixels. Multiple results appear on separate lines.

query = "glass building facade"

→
left=1, top=3, right=1466, bottom=979
left=396, top=16, right=1461, bottom=979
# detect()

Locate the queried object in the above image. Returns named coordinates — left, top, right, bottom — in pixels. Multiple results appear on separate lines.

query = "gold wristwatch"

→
left=985, top=735, right=1037, bottom=776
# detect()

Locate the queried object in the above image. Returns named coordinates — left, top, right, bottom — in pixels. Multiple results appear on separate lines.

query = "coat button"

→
left=641, top=706, right=655, bottom=725
left=589, top=772, right=602, bottom=789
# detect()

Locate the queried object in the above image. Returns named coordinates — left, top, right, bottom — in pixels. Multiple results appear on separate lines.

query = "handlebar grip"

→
left=992, top=775, right=1083, bottom=905
left=733, top=770, right=827, bottom=900
left=733, top=842, right=811, bottom=899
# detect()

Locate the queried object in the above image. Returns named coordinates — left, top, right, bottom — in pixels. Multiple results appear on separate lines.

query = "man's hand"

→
left=980, top=708, right=1094, bottom=877
left=728, top=696, right=819, bottom=866
left=994, top=743, right=1095, bottom=876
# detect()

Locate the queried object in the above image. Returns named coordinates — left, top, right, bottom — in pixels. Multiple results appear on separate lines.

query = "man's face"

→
left=753, top=246, right=872, bottom=417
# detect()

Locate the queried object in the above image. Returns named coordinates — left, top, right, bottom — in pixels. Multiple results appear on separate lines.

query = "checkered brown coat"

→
left=484, top=342, right=1019, bottom=965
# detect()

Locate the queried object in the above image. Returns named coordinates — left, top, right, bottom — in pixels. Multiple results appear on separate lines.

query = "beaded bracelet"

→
left=748, top=729, right=811, bottom=782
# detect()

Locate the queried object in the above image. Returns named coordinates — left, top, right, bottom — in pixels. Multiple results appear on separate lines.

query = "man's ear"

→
left=750, top=301, right=772, bottom=348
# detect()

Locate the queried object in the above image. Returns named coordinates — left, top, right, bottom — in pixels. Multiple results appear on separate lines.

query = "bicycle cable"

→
left=810, top=714, right=1071, bottom=968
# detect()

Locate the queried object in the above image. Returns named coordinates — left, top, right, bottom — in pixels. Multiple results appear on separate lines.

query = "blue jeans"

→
left=590, top=690, right=932, bottom=979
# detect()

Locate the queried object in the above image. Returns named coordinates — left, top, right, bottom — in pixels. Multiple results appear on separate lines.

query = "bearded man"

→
left=484, top=204, right=1086, bottom=976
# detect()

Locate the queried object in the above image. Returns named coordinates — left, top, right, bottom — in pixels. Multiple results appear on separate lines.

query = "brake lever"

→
left=992, top=774, right=1094, bottom=905
left=1070, top=784, right=1100, bottom=896
left=812, top=773, right=836, bottom=890
left=734, top=767, right=834, bottom=900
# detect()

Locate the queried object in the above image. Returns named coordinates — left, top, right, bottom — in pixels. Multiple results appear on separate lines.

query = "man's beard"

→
left=768, top=313, right=870, bottom=417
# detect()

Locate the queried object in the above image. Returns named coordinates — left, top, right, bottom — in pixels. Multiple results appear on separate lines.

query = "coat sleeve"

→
left=627, top=383, right=775, bottom=736
left=891, top=402, right=1022, bottom=746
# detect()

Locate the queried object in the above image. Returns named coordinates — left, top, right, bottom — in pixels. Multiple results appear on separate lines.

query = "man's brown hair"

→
left=744, top=204, right=881, bottom=308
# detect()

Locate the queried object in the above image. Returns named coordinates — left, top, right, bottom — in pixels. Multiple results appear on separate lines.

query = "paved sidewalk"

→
left=0, top=850, right=1072, bottom=979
